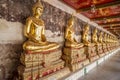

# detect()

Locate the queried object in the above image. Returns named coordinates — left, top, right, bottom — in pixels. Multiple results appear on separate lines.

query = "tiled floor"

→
left=78, top=51, right=120, bottom=80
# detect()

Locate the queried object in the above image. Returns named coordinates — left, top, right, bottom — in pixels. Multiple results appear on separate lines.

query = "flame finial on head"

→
left=68, top=13, right=75, bottom=25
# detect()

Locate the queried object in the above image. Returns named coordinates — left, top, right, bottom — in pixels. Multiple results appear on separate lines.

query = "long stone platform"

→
left=60, top=48, right=120, bottom=80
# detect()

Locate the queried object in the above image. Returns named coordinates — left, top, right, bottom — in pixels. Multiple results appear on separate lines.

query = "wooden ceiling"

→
left=62, top=0, right=120, bottom=38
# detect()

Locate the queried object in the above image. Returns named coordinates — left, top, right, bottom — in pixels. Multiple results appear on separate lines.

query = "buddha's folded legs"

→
left=65, top=41, right=83, bottom=48
left=23, top=41, right=60, bottom=52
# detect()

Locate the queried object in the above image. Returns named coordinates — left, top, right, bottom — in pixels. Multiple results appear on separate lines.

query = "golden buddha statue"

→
left=103, top=33, right=107, bottom=43
left=105, top=34, right=109, bottom=42
left=110, top=36, right=112, bottom=42
left=109, top=35, right=112, bottom=43
left=111, top=36, right=113, bottom=43
left=23, top=0, right=59, bottom=52
left=92, top=28, right=99, bottom=45
left=106, top=34, right=109, bottom=43
left=65, top=15, right=83, bottom=48
left=82, top=24, right=91, bottom=46
left=98, top=32, right=103, bottom=43
left=110, top=36, right=112, bottom=43
left=108, top=35, right=110, bottom=43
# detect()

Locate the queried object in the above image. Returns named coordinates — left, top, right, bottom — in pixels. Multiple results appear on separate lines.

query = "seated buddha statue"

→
left=98, top=32, right=103, bottom=43
left=108, top=35, right=111, bottom=43
left=23, top=0, right=59, bottom=52
left=92, top=28, right=99, bottom=45
left=104, top=33, right=107, bottom=43
left=103, top=33, right=107, bottom=43
left=82, top=24, right=91, bottom=46
left=107, top=35, right=109, bottom=43
left=64, top=15, right=83, bottom=48
left=105, top=34, right=109, bottom=43
left=110, top=36, right=112, bottom=43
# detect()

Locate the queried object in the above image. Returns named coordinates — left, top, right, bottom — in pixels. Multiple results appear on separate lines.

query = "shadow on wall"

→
left=0, top=65, right=5, bottom=80
left=0, top=44, right=22, bottom=80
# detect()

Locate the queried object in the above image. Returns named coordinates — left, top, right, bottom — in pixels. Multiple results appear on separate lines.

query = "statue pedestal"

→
left=110, top=43, right=113, bottom=50
left=102, top=44, right=107, bottom=53
left=96, top=44, right=104, bottom=57
left=107, top=43, right=111, bottom=51
left=18, top=49, right=70, bottom=80
left=40, top=67, right=70, bottom=80
left=85, top=44, right=99, bottom=62
left=63, top=47, right=89, bottom=72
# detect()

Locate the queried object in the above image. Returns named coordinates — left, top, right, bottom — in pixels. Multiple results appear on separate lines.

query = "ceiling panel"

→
left=62, top=0, right=120, bottom=38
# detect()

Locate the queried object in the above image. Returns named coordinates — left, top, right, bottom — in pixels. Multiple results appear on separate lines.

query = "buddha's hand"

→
left=41, top=35, right=46, bottom=42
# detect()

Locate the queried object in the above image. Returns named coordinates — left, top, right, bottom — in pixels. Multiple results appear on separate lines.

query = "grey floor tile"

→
left=78, top=51, right=120, bottom=80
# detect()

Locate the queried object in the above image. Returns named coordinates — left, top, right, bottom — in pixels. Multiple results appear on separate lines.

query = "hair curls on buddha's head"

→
left=32, top=0, right=43, bottom=15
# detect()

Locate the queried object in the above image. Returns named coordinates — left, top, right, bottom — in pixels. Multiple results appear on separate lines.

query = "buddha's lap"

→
left=23, top=41, right=59, bottom=50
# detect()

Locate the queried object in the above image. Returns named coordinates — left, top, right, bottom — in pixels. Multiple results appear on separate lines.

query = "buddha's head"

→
left=84, top=24, right=89, bottom=31
left=32, top=0, right=43, bottom=17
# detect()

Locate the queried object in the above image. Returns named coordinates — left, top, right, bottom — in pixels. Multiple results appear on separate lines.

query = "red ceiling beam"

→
left=98, top=21, right=120, bottom=25
left=103, top=26, right=120, bottom=28
left=91, top=13, right=120, bottom=20
left=77, top=0, right=120, bottom=12
left=107, top=29, right=120, bottom=31
left=92, top=15, right=120, bottom=21
left=105, top=28, right=120, bottom=30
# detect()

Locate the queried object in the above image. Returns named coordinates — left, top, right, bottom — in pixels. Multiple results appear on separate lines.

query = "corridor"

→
left=78, top=51, right=120, bottom=80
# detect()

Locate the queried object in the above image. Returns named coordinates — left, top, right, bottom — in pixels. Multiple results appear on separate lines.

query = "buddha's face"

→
left=68, top=18, right=74, bottom=26
left=85, top=26, right=89, bottom=31
left=33, top=7, right=43, bottom=16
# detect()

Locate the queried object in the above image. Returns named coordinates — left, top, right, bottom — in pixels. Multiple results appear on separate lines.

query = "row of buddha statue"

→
left=17, top=0, right=119, bottom=80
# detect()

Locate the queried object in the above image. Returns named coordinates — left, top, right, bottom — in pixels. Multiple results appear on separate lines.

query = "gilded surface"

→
left=98, top=32, right=103, bottom=43
left=23, top=0, right=59, bottom=52
left=82, top=24, right=91, bottom=46
left=65, top=15, right=83, bottom=48
left=92, top=28, right=99, bottom=45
